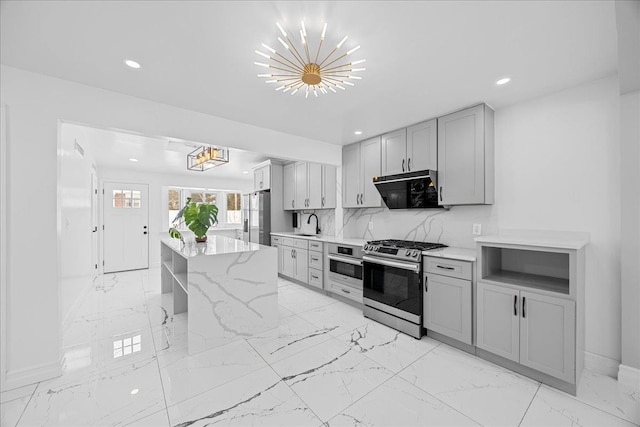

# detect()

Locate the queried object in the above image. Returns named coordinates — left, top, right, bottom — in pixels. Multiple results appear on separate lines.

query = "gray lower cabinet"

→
left=477, top=281, right=577, bottom=384
left=424, top=273, right=472, bottom=345
left=281, top=246, right=295, bottom=278
left=293, top=248, right=308, bottom=283
left=423, top=255, right=473, bottom=346
left=274, top=236, right=319, bottom=289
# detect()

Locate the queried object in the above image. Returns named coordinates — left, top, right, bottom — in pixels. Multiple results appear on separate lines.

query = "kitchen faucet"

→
left=307, top=213, right=321, bottom=235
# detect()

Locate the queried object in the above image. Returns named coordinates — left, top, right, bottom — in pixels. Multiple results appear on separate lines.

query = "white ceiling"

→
left=65, top=123, right=271, bottom=179
left=1, top=1, right=618, bottom=145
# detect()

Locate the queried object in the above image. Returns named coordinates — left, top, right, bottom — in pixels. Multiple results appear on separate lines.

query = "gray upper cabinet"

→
left=382, top=119, right=437, bottom=176
left=342, top=143, right=361, bottom=208
left=381, top=129, right=407, bottom=175
left=360, top=137, right=382, bottom=207
left=294, top=162, right=308, bottom=209
left=342, top=137, right=381, bottom=208
left=307, top=163, right=323, bottom=209
left=253, top=164, right=271, bottom=191
left=321, top=165, right=337, bottom=209
left=407, top=119, right=437, bottom=171
left=437, top=104, right=494, bottom=206
left=283, top=163, right=296, bottom=210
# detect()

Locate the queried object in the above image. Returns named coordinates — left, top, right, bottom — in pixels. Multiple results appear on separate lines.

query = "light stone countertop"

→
left=422, top=247, right=477, bottom=262
left=475, top=230, right=589, bottom=250
left=270, top=232, right=368, bottom=247
left=162, top=236, right=266, bottom=259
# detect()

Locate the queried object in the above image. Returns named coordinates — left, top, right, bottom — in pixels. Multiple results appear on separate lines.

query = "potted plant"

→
left=169, top=197, right=219, bottom=243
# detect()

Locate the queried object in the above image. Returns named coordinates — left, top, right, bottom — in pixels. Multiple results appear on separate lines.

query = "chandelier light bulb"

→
left=254, top=21, right=365, bottom=98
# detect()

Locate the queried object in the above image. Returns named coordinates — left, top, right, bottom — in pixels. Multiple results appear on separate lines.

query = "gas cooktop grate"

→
left=367, top=239, right=448, bottom=251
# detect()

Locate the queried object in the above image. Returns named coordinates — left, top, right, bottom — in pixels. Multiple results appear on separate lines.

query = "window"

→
left=113, top=190, right=141, bottom=209
left=226, top=193, right=241, bottom=224
left=168, top=187, right=243, bottom=229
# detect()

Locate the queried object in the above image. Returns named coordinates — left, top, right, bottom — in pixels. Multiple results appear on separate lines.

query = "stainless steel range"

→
left=363, top=239, right=447, bottom=338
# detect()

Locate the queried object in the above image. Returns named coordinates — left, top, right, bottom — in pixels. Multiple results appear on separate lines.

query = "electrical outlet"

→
left=368, top=221, right=374, bottom=231
left=472, top=223, right=482, bottom=235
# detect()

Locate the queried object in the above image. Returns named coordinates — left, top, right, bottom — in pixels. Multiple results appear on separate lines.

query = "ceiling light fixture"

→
left=187, top=146, right=229, bottom=171
left=242, top=170, right=249, bottom=174
left=495, top=77, right=511, bottom=85
left=354, top=130, right=363, bottom=135
left=255, top=21, right=366, bottom=97
left=129, top=158, right=139, bottom=162
left=124, top=59, right=141, bottom=69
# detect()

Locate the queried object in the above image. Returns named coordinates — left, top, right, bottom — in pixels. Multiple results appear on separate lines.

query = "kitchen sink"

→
left=296, top=234, right=320, bottom=238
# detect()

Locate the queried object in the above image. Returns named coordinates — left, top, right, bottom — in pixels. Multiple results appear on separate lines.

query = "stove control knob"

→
left=364, top=245, right=370, bottom=251
left=412, top=250, right=419, bottom=257
left=374, top=247, right=379, bottom=251
left=404, top=250, right=411, bottom=256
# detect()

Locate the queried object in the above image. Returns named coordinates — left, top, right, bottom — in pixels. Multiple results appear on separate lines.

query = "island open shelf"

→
left=160, top=236, right=278, bottom=356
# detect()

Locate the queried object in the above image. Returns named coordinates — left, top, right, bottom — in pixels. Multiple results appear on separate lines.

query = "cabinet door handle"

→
left=424, top=276, right=428, bottom=293
left=522, top=297, right=526, bottom=318
left=322, top=197, right=325, bottom=207
left=514, top=295, right=518, bottom=316
left=439, top=186, right=443, bottom=202
left=408, top=158, right=411, bottom=171
left=341, top=288, right=351, bottom=294
left=292, top=200, right=294, bottom=208
left=402, top=159, right=405, bottom=172
left=436, top=265, right=454, bottom=271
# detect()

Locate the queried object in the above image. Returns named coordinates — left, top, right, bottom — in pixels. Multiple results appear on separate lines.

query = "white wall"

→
left=342, top=76, right=622, bottom=363
left=619, top=90, right=640, bottom=374
left=59, top=124, right=97, bottom=328
left=0, top=65, right=340, bottom=390
left=98, top=166, right=253, bottom=267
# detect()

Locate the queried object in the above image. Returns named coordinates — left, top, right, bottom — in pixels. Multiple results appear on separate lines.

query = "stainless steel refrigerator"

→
left=242, top=191, right=271, bottom=245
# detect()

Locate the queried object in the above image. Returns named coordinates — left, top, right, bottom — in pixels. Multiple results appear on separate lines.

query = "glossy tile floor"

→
left=1, top=268, right=639, bottom=426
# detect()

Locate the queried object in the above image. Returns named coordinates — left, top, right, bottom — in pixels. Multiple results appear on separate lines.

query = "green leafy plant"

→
left=169, top=197, right=219, bottom=242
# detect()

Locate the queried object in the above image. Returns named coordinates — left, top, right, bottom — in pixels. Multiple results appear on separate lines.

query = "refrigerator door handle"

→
left=243, top=219, right=248, bottom=232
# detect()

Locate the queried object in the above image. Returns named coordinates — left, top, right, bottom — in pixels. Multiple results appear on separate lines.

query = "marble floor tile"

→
left=124, top=408, right=171, bottom=426
left=298, top=300, right=373, bottom=338
left=574, top=369, right=640, bottom=424
left=337, top=321, right=441, bottom=373
left=277, top=285, right=338, bottom=314
left=398, top=344, right=539, bottom=426
left=327, top=376, right=479, bottom=426
left=0, top=384, right=36, bottom=404
left=521, top=384, right=638, bottom=427
left=158, top=338, right=269, bottom=406
left=18, top=357, right=165, bottom=426
left=247, top=314, right=337, bottom=364
left=168, top=366, right=322, bottom=426
left=0, top=394, right=32, bottom=427
left=60, top=326, right=156, bottom=384
left=270, top=338, right=394, bottom=422
left=278, top=304, right=296, bottom=319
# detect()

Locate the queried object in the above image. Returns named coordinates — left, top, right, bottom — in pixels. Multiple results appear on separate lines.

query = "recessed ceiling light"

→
left=242, top=171, right=249, bottom=174
left=124, top=59, right=141, bottom=69
left=130, top=388, right=139, bottom=395
left=495, top=77, right=511, bottom=86
left=129, top=158, right=139, bottom=162
left=354, top=131, right=363, bottom=135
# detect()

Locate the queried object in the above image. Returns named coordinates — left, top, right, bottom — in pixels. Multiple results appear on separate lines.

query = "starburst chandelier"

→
left=254, top=21, right=366, bottom=98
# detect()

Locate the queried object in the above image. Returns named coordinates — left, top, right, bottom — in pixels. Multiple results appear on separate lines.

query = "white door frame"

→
left=102, top=181, right=150, bottom=273
left=1, top=104, right=9, bottom=389
left=91, top=167, right=99, bottom=277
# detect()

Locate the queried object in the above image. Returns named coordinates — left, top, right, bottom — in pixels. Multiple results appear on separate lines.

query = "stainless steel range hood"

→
left=373, top=170, right=441, bottom=209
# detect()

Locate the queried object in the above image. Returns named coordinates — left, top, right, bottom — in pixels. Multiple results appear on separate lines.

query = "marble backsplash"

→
left=294, top=210, right=336, bottom=237
left=339, top=205, right=499, bottom=249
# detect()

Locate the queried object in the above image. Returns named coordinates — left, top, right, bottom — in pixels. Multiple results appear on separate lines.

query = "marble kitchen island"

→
left=161, top=236, right=277, bottom=355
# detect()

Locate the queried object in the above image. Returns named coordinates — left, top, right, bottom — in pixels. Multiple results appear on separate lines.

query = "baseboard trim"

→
left=584, top=351, right=620, bottom=378
left=4, top=357, right=63, bottom=391
left=618, top=364, right=640, bottom=390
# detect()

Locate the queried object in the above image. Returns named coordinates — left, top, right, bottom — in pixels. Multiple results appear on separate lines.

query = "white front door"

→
left=103, top=182, right=149, bottom=273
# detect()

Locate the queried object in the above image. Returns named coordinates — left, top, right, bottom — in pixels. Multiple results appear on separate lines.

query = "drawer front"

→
left=328, top=280, right=362, bottom=303
left=424, top=256, right=472, bottom=280
left=281, top=237, right=294, bottom=247
left=271, top=236, right=281, bottom=245
left=308, top=241, right=323, bottom=252
left=293, top=239, right=309, bottom=250
left=308, top=268, right=323, bottom=289
left=308, top=251, right=323, bottom=269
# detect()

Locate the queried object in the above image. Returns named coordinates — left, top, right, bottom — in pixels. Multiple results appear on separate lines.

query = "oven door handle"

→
left=328, top=254, right=363, bottom=266
left=363, top=255, right=421, bottom=273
